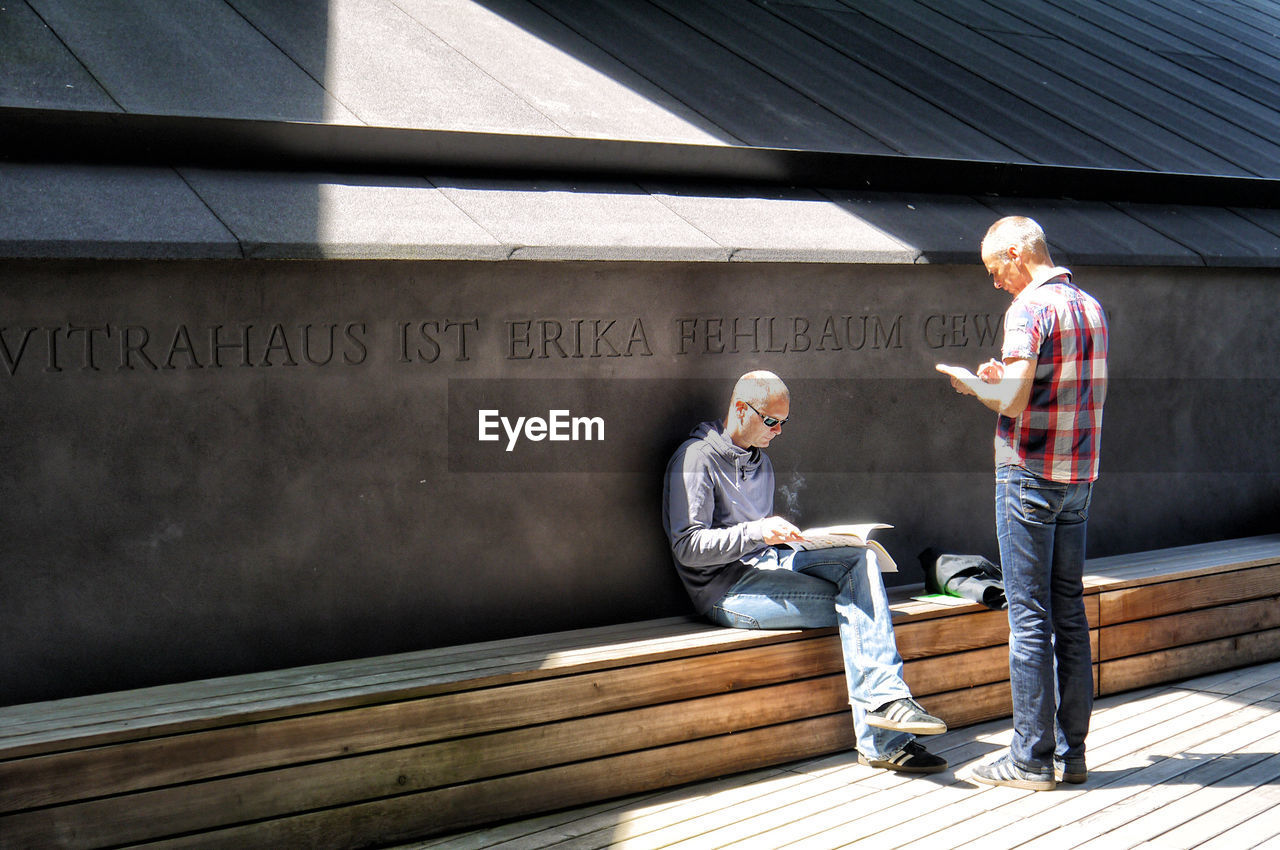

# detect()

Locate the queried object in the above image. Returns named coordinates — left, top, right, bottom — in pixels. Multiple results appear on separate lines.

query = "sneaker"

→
left=971, top=753, right=1055, bottom=791
left=858, top=740, right=948, bottom=774
left=1054, top=757, right=1087, bottom=784
left=864, top=697, right=947, bottom=735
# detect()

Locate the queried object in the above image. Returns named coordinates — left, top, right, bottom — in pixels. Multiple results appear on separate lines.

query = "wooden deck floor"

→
left=410, top=660, right=1280, bottom=850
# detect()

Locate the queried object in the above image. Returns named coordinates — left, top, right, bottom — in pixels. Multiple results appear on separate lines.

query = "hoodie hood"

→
left=689, top=420, right=765, bottom=472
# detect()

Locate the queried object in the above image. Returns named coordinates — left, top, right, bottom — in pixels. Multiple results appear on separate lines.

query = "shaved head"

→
left=725, top=370, right=790, bottom=449
left=729, top=370, right=788, bottom=412
left=982, top=216, right=1054, bottom=266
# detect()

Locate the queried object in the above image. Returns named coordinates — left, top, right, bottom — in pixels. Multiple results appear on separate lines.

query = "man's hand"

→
left=976, top=359, right=1004, bottom=382
left=760, top=516, right=805, bottom=544
left=936, top=359, right=1036, bottom=417
left=935, top=363, right=980, bottom=397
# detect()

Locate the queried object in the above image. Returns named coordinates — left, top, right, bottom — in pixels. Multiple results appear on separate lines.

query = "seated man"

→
left=662, top=370, right=947, bottom=774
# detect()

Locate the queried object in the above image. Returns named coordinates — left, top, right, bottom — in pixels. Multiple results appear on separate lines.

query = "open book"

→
left=780, top=522, right=897, bottom=572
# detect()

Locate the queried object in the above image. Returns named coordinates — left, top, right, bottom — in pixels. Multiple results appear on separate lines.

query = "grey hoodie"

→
left=662, top=420, right=776, bottom=613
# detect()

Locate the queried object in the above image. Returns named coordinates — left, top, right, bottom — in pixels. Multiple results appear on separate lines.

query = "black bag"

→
left=919, top=548, right=1007, bottom=610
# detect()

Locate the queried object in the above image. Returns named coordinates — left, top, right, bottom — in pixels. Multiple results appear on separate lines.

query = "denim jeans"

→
left=706, top=545, right=913, bottom=759
left=996, top=464, right=1094, bottom=774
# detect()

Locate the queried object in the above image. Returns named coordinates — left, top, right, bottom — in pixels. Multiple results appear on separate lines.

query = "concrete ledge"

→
left=5, top=163, right=1280, bottom=265
left=178, top=170, right=509, bottom=261
left=0, top=163, right=241, bottom=259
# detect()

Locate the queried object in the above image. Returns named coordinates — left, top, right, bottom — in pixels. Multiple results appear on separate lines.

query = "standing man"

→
left=938, top=216, right=1109, bottom=790
left=663, top=370, right=948, bottom=774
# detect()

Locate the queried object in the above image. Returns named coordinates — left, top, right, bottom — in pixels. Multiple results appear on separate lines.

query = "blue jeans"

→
left=706, top=545, right=913, bottom=759
left=996, top=465, right=1094, bottom=774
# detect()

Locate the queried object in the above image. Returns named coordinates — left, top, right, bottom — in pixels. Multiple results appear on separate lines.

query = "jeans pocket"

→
left=1059, top=482, right=1094, bottom=523
left=710, top=606, right=760, bottom=629
left=1019, top=478, right=1068, bottom=523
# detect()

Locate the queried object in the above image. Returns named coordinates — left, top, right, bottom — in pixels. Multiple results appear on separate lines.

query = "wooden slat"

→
left=1, top=620, right=830, bottom=750
left=904, top=624, right=1100, bottom=695
left=138, top=714, right=859, bottom=849
left=3, top=637, right=841, bottom=808
left=3, top=596, right=997, bottom=749
left=918, top=679, right=1012, bottom=729
left=0, top=617, right=706, bottom=726
left=1100, top=627, right=1280, bottom=695
left=1136, top=752, right=1280, bottom=849
left=0, top=676, right=849, bottom=847
left=577, top=765, right=856, bottom=850
left=1194, top=658, right=1280, bottom=696
left=0, top=627, right=841, bottom=761
left=1081, top=535, right=1280, bottom=592
left=903, top=690, right=1280, bottom=850
left=887, top=590, right=985, bottom=621
left=893, top=608, right=1008, bottom=658
left=1098, top=562, right=1280, bottom=625
left=1189, top=775, right=1280, bottom=850
left=904, top=645, right=1009, bottom=696
left=0, top=638, right=843, bottom=811
left=1021, top=730, right=1280, bottom=850
left=0, top=618, right=820, bottom=748
left=1100, top=594, right=1280, bottom=660
left=917, top=657, right=1102, bottom=730
left=13, top=534, right=1270, bottom=751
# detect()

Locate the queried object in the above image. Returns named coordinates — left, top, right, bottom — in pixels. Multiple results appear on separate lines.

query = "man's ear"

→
left=725, top=400, right=742, bottom=430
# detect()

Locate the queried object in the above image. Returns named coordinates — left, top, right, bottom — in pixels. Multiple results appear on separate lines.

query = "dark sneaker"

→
left=1054, top=757, right=1087, bottom=784
left=859, top=740, right=948, bottom=774
left=865, top=697, right=947, bottom=735
left=971, top=753, right=1055, bottom=791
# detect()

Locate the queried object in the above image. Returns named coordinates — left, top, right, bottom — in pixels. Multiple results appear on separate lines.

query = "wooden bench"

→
left=2, top=534, right=1279, bottom=849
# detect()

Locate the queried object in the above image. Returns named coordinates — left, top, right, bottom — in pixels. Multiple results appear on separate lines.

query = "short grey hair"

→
left=729, top=370, right=788, bottom=412
left=982, top=216, right=1053, bottom=264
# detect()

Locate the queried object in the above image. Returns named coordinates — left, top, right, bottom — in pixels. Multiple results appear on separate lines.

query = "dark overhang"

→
left=5, top=107, right=1280, bottom=210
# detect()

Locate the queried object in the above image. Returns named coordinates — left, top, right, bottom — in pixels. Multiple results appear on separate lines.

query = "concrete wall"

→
left=2, top=258, right=1276, bottom=705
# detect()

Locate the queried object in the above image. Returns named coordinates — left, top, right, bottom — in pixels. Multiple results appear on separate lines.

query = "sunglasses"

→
left=746, top=402, right=788, bottom=428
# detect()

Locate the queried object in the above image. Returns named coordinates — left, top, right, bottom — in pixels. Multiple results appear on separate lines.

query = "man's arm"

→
left=663, top=453, right=801, bottom=566
left=937, top=357, right=1036, bottom=418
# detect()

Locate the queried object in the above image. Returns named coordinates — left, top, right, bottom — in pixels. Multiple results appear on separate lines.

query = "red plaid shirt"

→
left=996, top=270, right=1109, bottom=483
